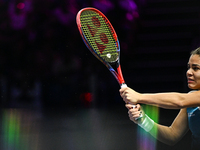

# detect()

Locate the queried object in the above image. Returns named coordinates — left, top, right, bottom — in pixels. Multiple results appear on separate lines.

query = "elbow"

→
left=167, top=100, right=183, bottom=109
left=175, top=100, right=184, bottom=109
left=164, top=135, right=179, bottom=146
left=168, top=137, right=180, bottom=146
left=166, top=126, right=182, bottom=146
left=176, top=96, right=188, bottom=109
left=174, top=94, right=186, bottom=109
left=159, top=138, right=178, bottom=146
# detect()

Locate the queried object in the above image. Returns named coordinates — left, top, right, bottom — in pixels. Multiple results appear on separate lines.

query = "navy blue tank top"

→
left=187, top=107, right=200, bottom=149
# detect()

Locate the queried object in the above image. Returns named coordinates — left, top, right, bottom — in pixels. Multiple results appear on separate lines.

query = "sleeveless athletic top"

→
left=187, top=107, right=200, bottom=149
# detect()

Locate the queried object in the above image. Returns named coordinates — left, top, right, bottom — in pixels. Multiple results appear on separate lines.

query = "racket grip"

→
left=120, top=83, right=143, bottom=120
left=120, top=83, right=128, bottom=88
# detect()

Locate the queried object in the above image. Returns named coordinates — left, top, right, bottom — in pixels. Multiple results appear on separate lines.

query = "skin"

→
left=119, top=54, right=200, bottom=145
left=120, top=54, right=200, bottom=109
left=187, top=54, right=200, bottom=89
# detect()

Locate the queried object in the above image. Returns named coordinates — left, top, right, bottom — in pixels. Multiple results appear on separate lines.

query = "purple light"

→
left=17, top=2, right=25, bottom=9
left=126, top=13, right=133, bottom=21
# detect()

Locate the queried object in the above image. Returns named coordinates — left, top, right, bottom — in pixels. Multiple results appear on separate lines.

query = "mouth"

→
left=187, top=78, right=194, bottom=83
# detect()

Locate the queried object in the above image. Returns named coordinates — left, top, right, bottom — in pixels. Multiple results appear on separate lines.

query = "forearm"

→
left=138, top=115, right=182, bottom=145
left=120, top=87, right=200, bottom=108
left=149, top=123, right=182, bottom=146
left=139, top=93, right=187, bottom=109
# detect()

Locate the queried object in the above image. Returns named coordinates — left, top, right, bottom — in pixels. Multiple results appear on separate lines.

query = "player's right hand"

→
left=119, top=87, right=141, bottom=105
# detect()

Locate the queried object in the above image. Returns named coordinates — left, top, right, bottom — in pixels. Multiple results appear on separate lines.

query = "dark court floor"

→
left=0, top=105, right=192, bottom=150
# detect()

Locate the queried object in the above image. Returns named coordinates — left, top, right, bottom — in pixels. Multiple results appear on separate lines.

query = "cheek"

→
left=194, top=72, right=200, bottom=85
left=196, top=72, right=200, bottom=80
left=188, top=73, right=200, bottom=89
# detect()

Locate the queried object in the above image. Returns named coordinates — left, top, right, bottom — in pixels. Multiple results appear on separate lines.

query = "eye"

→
left=192, top=66, right=200, bottom=71
left=187, top=64, right=190, bottom=69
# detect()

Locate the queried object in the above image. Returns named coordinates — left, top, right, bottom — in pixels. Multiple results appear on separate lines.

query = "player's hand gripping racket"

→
left=76, top=7, right=142, bottom=119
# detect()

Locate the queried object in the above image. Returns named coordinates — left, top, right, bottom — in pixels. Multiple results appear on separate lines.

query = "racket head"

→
left=76, top=7, right=120, bottom=64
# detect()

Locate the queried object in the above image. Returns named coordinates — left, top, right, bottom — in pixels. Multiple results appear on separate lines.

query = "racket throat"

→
left=117, top=65, right=126, bottom=85
left=109, top=62, right=125, bottom=85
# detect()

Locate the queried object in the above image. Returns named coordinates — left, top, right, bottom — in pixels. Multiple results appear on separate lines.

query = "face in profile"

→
left=187, top=54, right=200, bottom=90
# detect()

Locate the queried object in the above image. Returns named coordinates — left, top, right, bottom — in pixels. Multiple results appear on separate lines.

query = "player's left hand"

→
left=125, top=104, right=144, bottom=124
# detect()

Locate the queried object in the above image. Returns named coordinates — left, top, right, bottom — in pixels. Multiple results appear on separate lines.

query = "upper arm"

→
left=181, top=91, right=200, bottom=108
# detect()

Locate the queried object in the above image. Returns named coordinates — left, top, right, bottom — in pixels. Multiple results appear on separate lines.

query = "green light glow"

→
left=2, top=109, right=21, bottom=149
left=1, top=109, right=31, bottom=150
left=137, top=105, right=159, bottom=150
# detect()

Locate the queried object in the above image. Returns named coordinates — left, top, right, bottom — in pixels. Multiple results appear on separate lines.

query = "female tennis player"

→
left=120, top=47, right=200, bottom=150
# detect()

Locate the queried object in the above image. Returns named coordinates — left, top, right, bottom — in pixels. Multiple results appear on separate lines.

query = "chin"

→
left=188, top=85, right=197, bottom=90
left=188, top=87, right=198, bottom=90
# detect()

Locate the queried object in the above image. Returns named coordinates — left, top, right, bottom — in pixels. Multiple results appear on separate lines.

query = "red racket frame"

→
left=76, top=7, right=126, bottom=86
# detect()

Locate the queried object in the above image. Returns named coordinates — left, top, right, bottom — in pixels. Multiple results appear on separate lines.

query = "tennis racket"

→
left=76, top=7, right=141, bottom=119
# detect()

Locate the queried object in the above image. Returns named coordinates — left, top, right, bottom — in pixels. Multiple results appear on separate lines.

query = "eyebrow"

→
left=188, top=64, right=200, bottom=67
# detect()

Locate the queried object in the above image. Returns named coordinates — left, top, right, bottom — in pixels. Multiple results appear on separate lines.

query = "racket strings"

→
left=81, top=15, right=117, bottom=48
left=83, top=33, right=117, bottom=55
left=80, top=10, right=119, bottom=62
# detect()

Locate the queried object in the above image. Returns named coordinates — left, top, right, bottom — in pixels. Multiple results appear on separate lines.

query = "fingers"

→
left=125, top=104, right=141, bottom=110
left=121, top=87, right=143, bottom=122
left=136, top=104, right=141, bottom=109
left=125, top=104, right=134, bottom=109
left=119, top=87, right=127, bottom=93
left=128, top=109, right=142, bottom=122
left=119, top=88, right=127, bottom=100
left=120, top=87, right=138, bottom=105
left=126, top=104, right=143, bottom=123
left=120, top=88, right=130, bottom=104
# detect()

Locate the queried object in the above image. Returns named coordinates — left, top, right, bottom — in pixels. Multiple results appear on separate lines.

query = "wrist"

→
left=138, top=93, right=143, bottom=104
left=138, top=114, right=154, bottom=132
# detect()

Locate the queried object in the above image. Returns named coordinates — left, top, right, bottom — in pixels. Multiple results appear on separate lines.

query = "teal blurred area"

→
left=0, top=106, right=191, bottom=150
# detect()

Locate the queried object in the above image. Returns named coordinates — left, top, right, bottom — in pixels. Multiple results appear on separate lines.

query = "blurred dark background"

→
left=0, top=0, right=200, bottom=149
left=0, top=0, right=200, bottom=109
left=0, top=0, right=143, bottom=109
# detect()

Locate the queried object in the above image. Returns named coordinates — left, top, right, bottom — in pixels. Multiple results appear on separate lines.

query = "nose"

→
left=187, top=68, right=193, bottom=77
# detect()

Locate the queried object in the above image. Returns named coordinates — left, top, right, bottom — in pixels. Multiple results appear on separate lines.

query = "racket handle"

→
left=121, top=83, right=128, bottom=88
left=120, top=83, right=143, bottom=120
